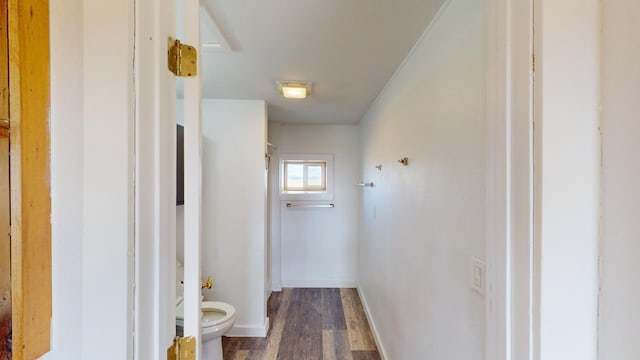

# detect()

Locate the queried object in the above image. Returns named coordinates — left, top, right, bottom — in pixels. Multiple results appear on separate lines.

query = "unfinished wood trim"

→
left=0, top=0, right=7, bottom=121
left=0, top=135, right=9, bottom=355
left=0, top=3, right=9, bottom=358
left=8, top=0, right=52, bottom=358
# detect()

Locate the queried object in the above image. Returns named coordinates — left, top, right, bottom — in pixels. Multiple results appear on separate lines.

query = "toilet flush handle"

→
left=201, top=277, right=213, bottom=290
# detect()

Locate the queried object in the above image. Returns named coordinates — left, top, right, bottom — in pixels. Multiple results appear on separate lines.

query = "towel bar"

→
left=286, top=203, right=334, bottom=208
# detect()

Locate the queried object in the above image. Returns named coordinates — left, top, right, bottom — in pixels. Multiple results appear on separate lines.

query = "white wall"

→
left=600, top=1, right=640, bottom=359
left=270, top=123, right=360, bottom=288
left=533, top=1, right=600, bottom=359
left=357, top=0, right=486, bottom=358
left=198, top=99, right=268, bottom=336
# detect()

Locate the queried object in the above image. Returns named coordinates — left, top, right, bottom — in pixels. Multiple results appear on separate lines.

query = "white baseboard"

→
left=227, top=317, right=269, bottom=337
left=271, top=280, right=282, bottom=292
left=357, top=287, right=388, bottom=360
left=281, top=279, right=357, bottom=288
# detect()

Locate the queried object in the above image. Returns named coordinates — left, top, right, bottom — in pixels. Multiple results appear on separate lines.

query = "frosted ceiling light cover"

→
left=277, top=81, right=312, bottom=99
left=282, top=87, right=307, bottom=99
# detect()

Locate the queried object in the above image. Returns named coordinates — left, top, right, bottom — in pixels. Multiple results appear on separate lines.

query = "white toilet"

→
left=176, top=263, right=237, bottom=360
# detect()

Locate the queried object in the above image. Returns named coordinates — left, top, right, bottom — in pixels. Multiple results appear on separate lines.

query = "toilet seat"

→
left=175, top=298, right=236, bottom=331
left=201, top=301, right=236, bottom=328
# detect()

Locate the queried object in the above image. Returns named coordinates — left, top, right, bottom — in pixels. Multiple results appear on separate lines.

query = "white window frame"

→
left=280, top=153, right=333, bottom=201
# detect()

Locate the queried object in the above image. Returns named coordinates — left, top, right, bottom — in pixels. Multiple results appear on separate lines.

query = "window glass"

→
left=283, top=160, right=326, bottom=192
left=307, top=165, right=323, bottom=187
left=286, top=163, right=304, bottom=189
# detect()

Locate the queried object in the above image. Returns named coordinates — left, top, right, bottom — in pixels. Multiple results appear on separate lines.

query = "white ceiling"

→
left=196, top=0, right=446, bottom=124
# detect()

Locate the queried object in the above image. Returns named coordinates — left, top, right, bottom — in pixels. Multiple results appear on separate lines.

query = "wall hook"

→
left=397, top=157, right=409, bottom=166
left=375, top=164, right=382, bottom=171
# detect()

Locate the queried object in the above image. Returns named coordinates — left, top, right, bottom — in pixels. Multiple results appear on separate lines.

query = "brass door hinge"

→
left=167, top=336, right=196, bottom=360
left=168, top=40, right=198, bottom=77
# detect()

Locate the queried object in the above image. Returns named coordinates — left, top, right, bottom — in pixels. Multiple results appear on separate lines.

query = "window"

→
left=283, top=160, right=327, bottom=192
left=280, top=154, right=333, bottom=200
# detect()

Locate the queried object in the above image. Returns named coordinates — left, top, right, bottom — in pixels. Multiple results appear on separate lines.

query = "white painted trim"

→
left=280, top=280, right=357, bottom=288
left=507, top=1, right=535, bottom=359
left=532, top=1, right=600, bottom=359
left=271, top=281, right=282, bottom=292
left=357, top=287, right=388, bottom=360
left=486, top=1, right=535, bottom=359
left=82, top=0, right=136, bottom=358
left=133, top=0, right=177, bottom=357
left=227, top=318, right=270, bottom=337
left=182, top=0, right=203, bottom=358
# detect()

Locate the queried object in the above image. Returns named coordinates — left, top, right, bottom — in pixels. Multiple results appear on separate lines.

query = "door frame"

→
left=134, top=0, right=178, bottom=357
left=180, top=0, right=204, bottom=357
left=486, top=0, right=535, bottom=359
left=7, top=0, right=53, bottom=358
left=134, top=0, right=202, bottom=358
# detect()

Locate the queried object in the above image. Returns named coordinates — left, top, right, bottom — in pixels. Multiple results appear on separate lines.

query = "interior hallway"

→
left=223, top=288, right=380, bottom=360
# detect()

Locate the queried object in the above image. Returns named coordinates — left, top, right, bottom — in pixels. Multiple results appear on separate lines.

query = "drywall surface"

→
left=271, top=123, right=360, bottom=288
left=534, top=1, right=600, bottom=359
left=199, top=99, right=268, bottom=336
left=357, top=0, right=486, bottom=358
left=600, top=1, right=640, bottom=359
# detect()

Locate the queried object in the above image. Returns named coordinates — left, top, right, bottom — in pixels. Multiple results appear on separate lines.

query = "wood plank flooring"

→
left=222, top=288, right=381, bottom=360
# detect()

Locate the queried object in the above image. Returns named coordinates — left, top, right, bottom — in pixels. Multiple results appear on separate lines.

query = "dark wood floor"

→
left=222, top=288, right=381, bottom=360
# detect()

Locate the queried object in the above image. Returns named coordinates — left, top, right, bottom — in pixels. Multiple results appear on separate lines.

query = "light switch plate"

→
left=471, top=256, right=486, bottom=296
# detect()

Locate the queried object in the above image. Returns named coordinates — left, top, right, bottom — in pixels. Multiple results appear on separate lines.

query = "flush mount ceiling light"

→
left=276, top=81, right=312, bottom=99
